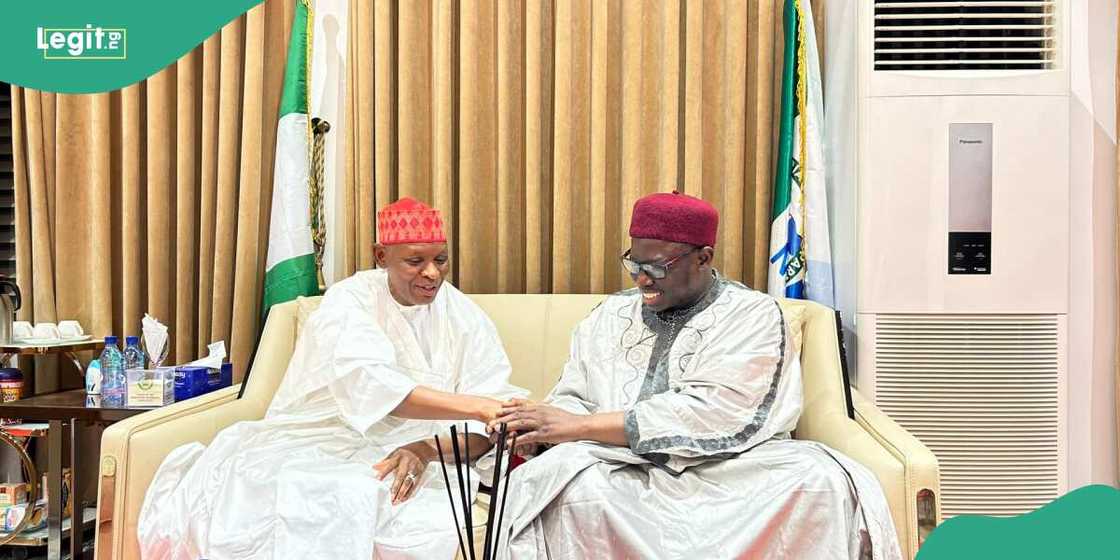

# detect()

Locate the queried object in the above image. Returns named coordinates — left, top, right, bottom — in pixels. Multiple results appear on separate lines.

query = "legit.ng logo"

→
left=36, top=24, right=126, bottom=60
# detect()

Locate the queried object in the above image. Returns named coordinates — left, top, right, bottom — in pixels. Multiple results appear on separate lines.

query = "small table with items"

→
left=0, top=335, right=136, bottom=560
left=0, top=390, right=149, bottom=560
left=0, top=339, right=108, bottom=558
left=0, top=339, right=103, bottom=389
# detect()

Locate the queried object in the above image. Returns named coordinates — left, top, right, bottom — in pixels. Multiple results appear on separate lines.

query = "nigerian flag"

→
left=263, top=0, right=319, bottom=318
left=768, top=0, right=834, bottom=307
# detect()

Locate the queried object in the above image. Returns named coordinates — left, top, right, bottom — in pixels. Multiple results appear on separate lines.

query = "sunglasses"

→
left=620, top=247, right=699, bottom=280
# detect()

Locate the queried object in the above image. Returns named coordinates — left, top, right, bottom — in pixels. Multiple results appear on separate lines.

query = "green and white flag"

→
left=768, top=0, right=834, bottom=306
left=262, top=0, right=319, bottom=317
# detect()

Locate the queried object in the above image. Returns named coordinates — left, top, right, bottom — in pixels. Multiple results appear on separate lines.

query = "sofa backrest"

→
left=241, top=300, right=302, bottom=410
left=469, top=294, right=604, bottom=398
left=243, top=293, right=851, bottom=432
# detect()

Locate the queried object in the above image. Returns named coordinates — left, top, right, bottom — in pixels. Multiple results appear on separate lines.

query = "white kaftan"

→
left=138, top=269, right=523, bottom=560
left=497, top=275, right=901, bottom=560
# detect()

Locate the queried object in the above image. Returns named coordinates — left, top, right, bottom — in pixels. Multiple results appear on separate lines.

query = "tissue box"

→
left=174, top=366, right=210, bottom=401
left=201, top=363, right=233, bottom=394
left=127, top=368, right=175, bottom=407
left=0, top=483, right=28, bottom=507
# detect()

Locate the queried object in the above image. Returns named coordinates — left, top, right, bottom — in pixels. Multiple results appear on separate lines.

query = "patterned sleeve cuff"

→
left=623, top=407, right=641, bottom=451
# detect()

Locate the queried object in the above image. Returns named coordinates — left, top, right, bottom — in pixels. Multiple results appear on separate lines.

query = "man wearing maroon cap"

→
left=140, top=198, right=525, bottom=560
left=490, top=191, right=900, bottom=559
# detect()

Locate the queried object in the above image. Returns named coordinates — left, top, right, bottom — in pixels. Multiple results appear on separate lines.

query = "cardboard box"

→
left=127, top=367, right=175, bottom=407
left=0, top=482, right=28, bottom=507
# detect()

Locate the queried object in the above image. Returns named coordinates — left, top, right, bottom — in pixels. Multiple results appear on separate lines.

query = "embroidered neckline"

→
left=650, top=271, right=722, bottom=328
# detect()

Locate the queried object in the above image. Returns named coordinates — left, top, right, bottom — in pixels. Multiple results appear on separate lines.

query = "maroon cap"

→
left=628, top=191, right=719, bottom=247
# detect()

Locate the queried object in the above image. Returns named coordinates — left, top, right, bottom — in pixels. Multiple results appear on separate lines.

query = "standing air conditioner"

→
left=848, top=0, right=1069, bottom=520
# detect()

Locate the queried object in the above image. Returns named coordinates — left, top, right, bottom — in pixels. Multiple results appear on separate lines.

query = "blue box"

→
left=202, top=366, right=230, bottom=393
left=174, top=366, right=210, bottom=402
left=220, top=362, right=232, bottom=390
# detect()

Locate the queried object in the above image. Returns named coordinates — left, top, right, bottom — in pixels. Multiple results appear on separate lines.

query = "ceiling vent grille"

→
left=874, top=1, right=1057, bottom=71
left=872, top=314, right=1061, bottom=519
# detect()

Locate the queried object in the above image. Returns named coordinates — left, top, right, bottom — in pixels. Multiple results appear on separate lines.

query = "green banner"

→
left=0, top=1, right=263, bottom=93
left=918, top=485, right=1119, bottom=559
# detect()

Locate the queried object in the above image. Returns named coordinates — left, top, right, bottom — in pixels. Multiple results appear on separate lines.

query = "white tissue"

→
left=141, top=314, right=169, bottom=368
left=183, top=341, right=227, bottom=369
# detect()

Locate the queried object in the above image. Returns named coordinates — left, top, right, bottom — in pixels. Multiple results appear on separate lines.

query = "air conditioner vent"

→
left=873, top=314, right=1062, bottom=519
left=874, top=1, right=1057, bottom=71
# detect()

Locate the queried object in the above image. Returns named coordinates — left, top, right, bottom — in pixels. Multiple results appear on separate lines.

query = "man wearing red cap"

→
left=140, top=198, right=525, bottom=560
left=489, top=192, right=900, bottom=559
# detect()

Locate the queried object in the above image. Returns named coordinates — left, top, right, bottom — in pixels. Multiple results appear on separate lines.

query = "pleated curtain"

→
left=11, top=0, right=831, bottom=389
left=343, top=0, right=822, bottom=295
left=11, top=0, right=299, bottom=386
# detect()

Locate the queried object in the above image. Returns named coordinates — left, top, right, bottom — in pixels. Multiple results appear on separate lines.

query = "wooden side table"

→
left=0, top=340, right=107, bottom=559
left=0, top=340, right=104, bottom=388
left=0, top=390, right=149, bottom=560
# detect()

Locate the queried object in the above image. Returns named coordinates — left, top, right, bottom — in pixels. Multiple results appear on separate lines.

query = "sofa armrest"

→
left=95, top=386, right=265, bottom=560
left=851, top=390, right=941, bottom=555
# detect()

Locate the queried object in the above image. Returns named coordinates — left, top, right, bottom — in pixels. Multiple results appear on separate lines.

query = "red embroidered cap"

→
left=377, top=197, right=447, bottom=245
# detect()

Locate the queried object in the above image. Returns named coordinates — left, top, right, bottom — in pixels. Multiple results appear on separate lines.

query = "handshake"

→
left=482, top=398, right=584, bottom=456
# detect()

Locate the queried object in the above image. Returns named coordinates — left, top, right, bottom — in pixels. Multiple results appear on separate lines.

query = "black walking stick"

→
left=462, top=423, right=476, bottom=558
left=450, top=425, right=476, bottom=560
left=493, top=433, right=517, bottom=556
left=435, top=434, right=468, bottom=560
left=481, top=424, right=508, bottom=560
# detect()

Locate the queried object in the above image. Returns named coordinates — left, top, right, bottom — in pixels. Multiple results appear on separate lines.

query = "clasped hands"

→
left=483, top=398, right=583, bottom=454
left=373, top=399, right=582, bottom=506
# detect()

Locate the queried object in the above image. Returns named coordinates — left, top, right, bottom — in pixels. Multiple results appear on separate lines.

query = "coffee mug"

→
left=32, top=323, right=61, bottom=341
left=11, top=321, right=32, bottom=340
left=58, top=320, right=84, bottom=338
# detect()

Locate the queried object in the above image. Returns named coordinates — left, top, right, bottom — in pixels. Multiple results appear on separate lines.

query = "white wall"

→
left=1067, top=0, right=1118, bottom=487
left=309, top=0, right=348, bottom=287
left=823, top=0, right=859, bottom=372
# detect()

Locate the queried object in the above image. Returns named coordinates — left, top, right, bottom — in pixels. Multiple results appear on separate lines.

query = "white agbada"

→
left=496, top=275, right=901, bottom=560
left=138, top=269, right=524, bottom=560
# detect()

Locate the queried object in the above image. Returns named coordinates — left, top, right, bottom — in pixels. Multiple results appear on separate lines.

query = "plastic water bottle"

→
left=100, top=336, right=125, bottom=407
left=124, top=336, right=146, bottom=370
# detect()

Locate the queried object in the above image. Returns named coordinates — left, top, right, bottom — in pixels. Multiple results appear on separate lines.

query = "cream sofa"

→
left=95, top=295, right=940, bottom=559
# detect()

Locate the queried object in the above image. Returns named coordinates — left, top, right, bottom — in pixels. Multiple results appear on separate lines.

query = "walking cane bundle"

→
left=434, top=423, right=515, bottom=560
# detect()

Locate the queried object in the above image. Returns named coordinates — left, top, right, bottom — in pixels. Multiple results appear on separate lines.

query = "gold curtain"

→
left=345, top=0, right=795, bottom=295
left=11, top=0, right=298, bottom=385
